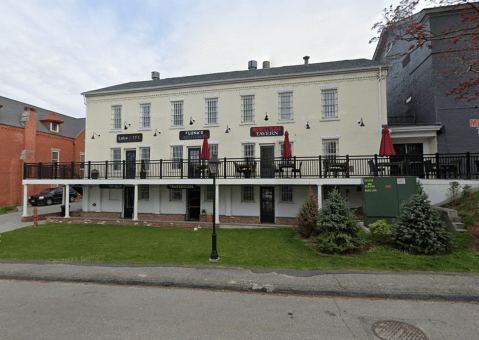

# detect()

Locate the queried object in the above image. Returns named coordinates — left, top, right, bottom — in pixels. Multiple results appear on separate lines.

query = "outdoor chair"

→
left=291, top=161, right=302, bottom=178
left=424, top=160, right=436, bottom=179
left=233, top=162, right=241, bottom=178
left=367, top=159, right=377, bottom=176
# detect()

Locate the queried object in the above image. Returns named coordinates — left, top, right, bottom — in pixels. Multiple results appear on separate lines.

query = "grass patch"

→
left=1, top=224, right=478, bottom=272
left=0, top=205, right=19, bottom=215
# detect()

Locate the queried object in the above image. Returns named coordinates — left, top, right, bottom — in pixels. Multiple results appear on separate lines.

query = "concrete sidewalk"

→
left=1, top=260, right=478, bottom=302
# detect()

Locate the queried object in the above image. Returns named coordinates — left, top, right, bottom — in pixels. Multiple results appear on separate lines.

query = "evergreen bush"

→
left=312, top=188, right=362, bottom=254
left=368, top=219, right=392, bottom=244
left=391, top=190, right=454, bottom=255
left=294, top=187, right=319, bottom=238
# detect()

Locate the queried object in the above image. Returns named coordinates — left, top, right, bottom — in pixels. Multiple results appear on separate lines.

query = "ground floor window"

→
left=242, top=185, right=254, bottom=202
left=281, top=186, right=293, bottom=202
left=205, top=186, right=214, bottom=201
left=139, top=185, right=149, bottom=200
left=170, top=188, right=182, bottom=201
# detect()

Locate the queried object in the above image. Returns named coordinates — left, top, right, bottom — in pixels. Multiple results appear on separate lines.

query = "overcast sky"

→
left=1, top=0, right=415, bottom=118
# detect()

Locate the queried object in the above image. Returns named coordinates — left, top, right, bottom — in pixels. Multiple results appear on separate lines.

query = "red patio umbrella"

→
left=379, top=127, right=396, bottom=156
left=283, top=131, right=292, bottom=158
left=200, top=134, right=210, bottom=159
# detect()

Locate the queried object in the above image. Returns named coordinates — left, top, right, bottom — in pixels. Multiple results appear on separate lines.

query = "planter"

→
left=206, top=214, right=213, bottom=222
left=91, top=173, right=99, bottom=179
left=140, top=172, right=147, bottom=179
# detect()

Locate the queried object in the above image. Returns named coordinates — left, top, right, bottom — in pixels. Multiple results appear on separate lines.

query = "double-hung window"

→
left=139, top=185, right=149, bottom=200
left=241, top=95, right=255, bottom=123
left=52, top=150, right=59, bottom=164
left=111, top=105, right=122, bottom=130
left=281, top=186, right=293, bottom=203
left=209, top=144, right=218, bottom=158
left=205, top=98, right=218, bottom=125
left=278, top=92, right=293, bottom=121
left=170, top=189, right=182, bottom=201
left=140, top=104, right=151, bottom=129
left=322, top=139, right=338, bottom=160
left=171, top=101, right=183, bottom=127
left=140, top=147, right=150, bottom=170
left=321, top=89, right=338, bottom=119
left=205, top=186, right=214, bottom=202
left=280, top=142, right=293, bottom=157
left=171, top=145, right=183, bottom=170
left=80, top=152, right=85, bottom=171
left=111, top=148, right=121, bottom=172
left=242, top=185, right=255, bottom=202
left=243, top=144, right=255, bottom=161
left=50, top=122, right=59, bottom=132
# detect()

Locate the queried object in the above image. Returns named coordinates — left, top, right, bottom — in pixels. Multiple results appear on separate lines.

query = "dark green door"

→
left=260, top=145, right=275, bottom=178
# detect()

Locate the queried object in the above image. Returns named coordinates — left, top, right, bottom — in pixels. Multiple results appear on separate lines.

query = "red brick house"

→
left=0, top=96, right=85, bottom=207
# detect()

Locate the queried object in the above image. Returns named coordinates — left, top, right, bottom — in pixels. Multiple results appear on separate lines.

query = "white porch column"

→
left=215, top=182, right=220, bottom=224
left=225, top=186, right=232, bottom=216
left=22, top=184, right=28, bottom=217
left=317, top=185, right=323, bottom=210
left=65, top=184, right=70, bottom=218
left=133, top=184, right=139, bottom=221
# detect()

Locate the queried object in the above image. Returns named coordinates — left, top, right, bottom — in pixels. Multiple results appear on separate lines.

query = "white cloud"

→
left=0, top=0, right=399, bottom=118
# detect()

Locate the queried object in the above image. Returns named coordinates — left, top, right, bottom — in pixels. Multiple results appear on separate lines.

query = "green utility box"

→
left=362, top=177, right=417, bottom=226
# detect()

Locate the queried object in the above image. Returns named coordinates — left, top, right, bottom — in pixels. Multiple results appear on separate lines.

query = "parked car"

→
left=29, top=187, right=79, bottom=206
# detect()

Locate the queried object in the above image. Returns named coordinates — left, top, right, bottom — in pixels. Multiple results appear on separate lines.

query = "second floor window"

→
left=279, top=93, right=293, bottom=121
left=111, top=148, right=121, bottom=171
left=206, top=98, right=218, bottom=125
left=172, top=101, right=183, bottom=127
left=322, top=140, right=338, bottom=160
left=112, top=106, right=122, bottom=130
left=241, top=95, right=254, bottom=123
left=322, top=89, right=338, bottom=119
left=140, top=147, right=150, bottom=170
left=209, top=144, right=218, bottom=158
left=52, top=150, right=59, bottom=163
left=171, top=145, right=183, bottom=170
left=140, top=104, right=151, bottom=129
left=243, top=144, right=255, bottom=160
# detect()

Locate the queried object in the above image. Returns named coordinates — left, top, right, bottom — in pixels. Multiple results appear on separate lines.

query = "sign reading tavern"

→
left=117, top=134, right=143, bottom=143
left=250, top=126, right=284, bottom=137
left=179, top=130, right=210, bottom=140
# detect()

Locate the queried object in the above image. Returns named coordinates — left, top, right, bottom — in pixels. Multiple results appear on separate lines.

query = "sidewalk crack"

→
left=332, top=297, right=359, bottom=339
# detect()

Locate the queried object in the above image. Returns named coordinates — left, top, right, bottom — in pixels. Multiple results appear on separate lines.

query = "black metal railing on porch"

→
left=23, top=153, right=479, bottom=180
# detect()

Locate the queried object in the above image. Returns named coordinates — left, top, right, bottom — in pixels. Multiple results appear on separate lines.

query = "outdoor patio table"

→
left=237, top=164, right=253, bottom=178
left=279, top=163, right=294, bottom=178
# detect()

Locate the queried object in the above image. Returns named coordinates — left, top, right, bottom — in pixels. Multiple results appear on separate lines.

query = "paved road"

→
left=0, top=280, right=477, bottom=340
left=0, top=200, right=83, bottom=233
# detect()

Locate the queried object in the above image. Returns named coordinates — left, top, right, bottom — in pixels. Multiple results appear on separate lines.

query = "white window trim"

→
left=169, top=142, right=185, bottom=146
left=241, top=140, right=257, bottom=144
left=320, top=85, right=339, bottom=90
left=321, top=135, right=341, bottom=139
left=203, top=94, right=219, bottom=99
left=241, top=185, right=256, bottom=203
left=240, top=91, right=256, bottom=96
left=280, top=185, right=294, bottom=204
left=169, top=98, right=184, bottom=102
left=139, top=100, right=152, bottom=104
left=50, top=122, right=59, bottom=132
left=80, top=152, right=85, bottom=170
left=277, top=89, right=294, bottom=94
left=51, top=149, right=60, bottom=163
left=320, top=118, right=341, bottom=122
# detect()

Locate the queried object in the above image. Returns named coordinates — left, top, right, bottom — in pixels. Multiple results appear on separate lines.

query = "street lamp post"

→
left=208, top=154, right=220, bottom=262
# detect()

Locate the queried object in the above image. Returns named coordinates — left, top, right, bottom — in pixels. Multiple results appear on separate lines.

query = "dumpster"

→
left=362, top=177, right=417, bottom=226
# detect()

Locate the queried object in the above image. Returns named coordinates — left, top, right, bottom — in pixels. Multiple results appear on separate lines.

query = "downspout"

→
left=378, top=66, right=383, bottom=130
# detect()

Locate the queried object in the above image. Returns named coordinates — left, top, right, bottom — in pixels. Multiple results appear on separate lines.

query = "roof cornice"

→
left=82, top=65, right=388, bottom=97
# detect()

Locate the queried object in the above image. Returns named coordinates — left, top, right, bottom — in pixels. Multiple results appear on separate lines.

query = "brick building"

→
left=0, top=96, right=85, bottom=207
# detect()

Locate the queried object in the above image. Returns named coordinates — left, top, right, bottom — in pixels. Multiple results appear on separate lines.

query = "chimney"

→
left=151, top=71, right=160, bottom=80
left=303, top=56, right=310, bottom=66
left=248, top=60, right=257, bottom=70
left=263, top=61, right=270, bottom=69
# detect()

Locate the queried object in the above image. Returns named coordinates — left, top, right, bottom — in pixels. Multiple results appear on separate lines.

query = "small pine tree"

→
left=312, top=188, right=362, bottom=254
left=294, top=187, right=319, bottom=238
left=391, top=190, right=454, bottom=255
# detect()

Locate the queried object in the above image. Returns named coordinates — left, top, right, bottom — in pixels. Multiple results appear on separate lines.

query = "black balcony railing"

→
left=23, top=153, right=479, bottom=180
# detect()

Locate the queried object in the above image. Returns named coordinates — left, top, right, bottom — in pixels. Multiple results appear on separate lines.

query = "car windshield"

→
left=40, top=188, right=55, bottom=195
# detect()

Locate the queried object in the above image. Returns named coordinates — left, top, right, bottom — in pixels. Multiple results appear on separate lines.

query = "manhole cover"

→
left=372, top=320, right=428, bottom=340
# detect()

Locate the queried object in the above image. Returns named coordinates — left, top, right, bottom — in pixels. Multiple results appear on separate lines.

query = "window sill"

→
left=203, top=124, right=219, bottom=127
left=169, top=126, right=184, bottom=130
left=276, top=120, right=295, bottom=124
left=320, top=118, right=340, bottom=122
left=110, top=129, right=122, bottom=133
left=240, top=122, right=256, bottom=126
left=138, top=128, right=152, bottom=131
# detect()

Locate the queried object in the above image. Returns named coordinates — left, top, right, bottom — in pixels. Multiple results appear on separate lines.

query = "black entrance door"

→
left=188, top=148, right=201, bottom=178
left=260, top=145, right=275, bottom=178
left=187, top=188, right=201, bottom=220
left=260, top=187, right=275, bottom=223
left=126, top=150, right=136, bottom=179
left=124, top=186, right=134, bottom=219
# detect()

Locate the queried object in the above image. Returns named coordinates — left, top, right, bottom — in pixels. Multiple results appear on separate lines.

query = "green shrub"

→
left=294, top=187, right=319, bottom=238
left=312, top=188, right=362, bottom=254
left=368, top=219, right=392, bottom=244
left=391, top=191, right=454, bottom=255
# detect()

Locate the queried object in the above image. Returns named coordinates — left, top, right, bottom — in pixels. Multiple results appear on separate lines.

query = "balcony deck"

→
left=24, top=153, right=479, bottom=181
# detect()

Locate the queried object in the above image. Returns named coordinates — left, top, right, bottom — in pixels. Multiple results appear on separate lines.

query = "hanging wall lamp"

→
left=124, top=122, right=131, bottom=130
left=153, top=129, right=162, bottom=136
left=91, top=132, right=101, bottom=139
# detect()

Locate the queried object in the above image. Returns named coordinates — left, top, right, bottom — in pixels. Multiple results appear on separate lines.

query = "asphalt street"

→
left=0, top=280, right=477, bottom=340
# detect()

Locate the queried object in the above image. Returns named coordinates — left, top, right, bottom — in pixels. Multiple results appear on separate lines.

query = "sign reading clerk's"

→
left=250, top=126, right=284, bottom=137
